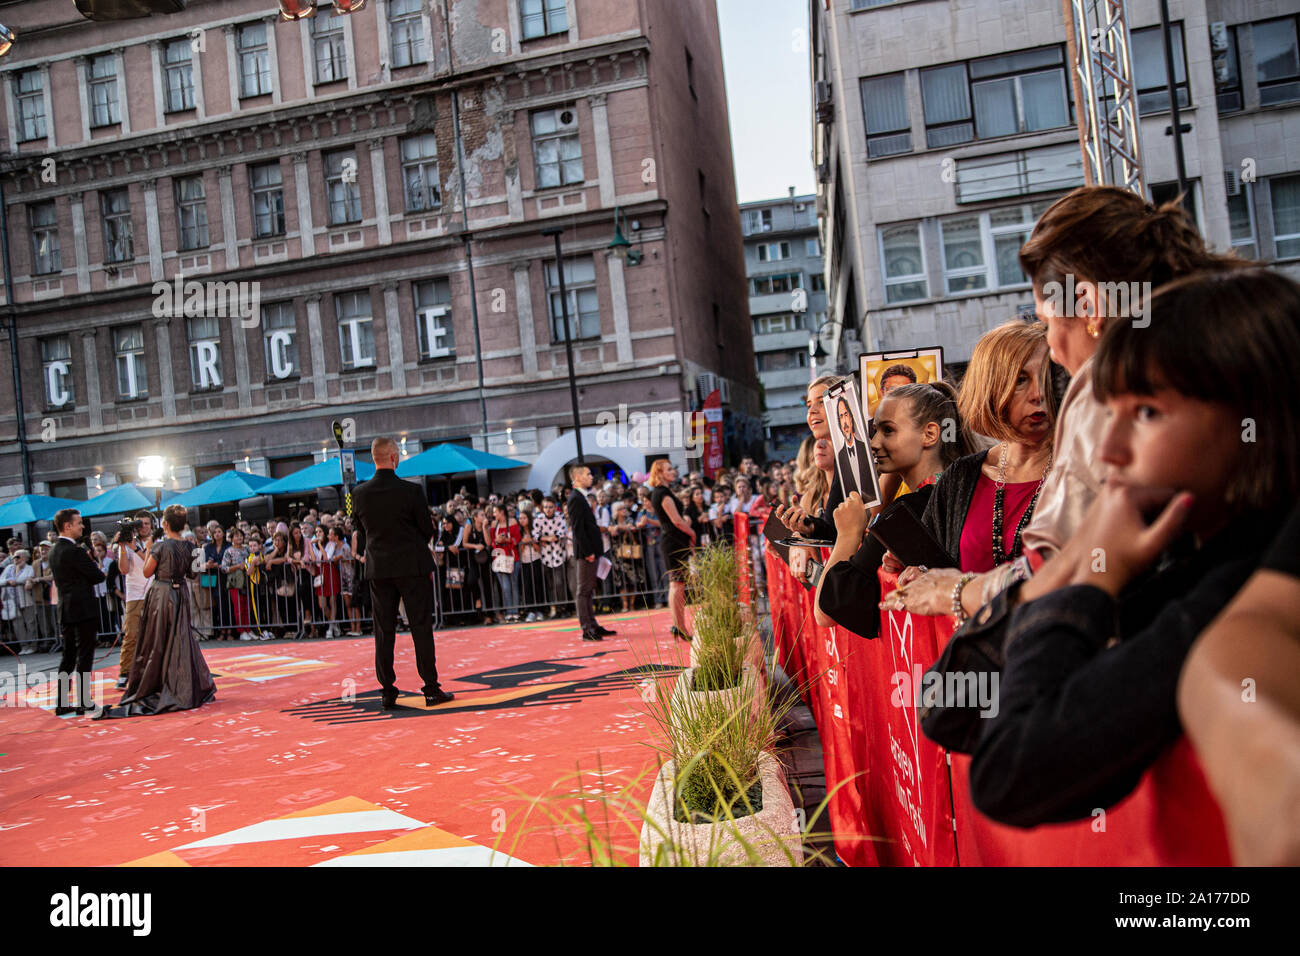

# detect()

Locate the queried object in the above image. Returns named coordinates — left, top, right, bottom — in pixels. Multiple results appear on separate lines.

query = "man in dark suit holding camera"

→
left=351, top=436, right=453, bottom=710
left=50, top=509, right=105, bottom=716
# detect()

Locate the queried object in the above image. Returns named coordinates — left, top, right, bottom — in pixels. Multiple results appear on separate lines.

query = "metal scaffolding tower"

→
left=1063, top=0, right=1147, bottom=197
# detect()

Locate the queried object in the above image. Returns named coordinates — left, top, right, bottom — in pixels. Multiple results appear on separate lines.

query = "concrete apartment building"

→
left=811, top=0, right=1300, bottom=370
left=740, top=190, right=834, bottom=459
left=0, top=0, right=758, bottom=508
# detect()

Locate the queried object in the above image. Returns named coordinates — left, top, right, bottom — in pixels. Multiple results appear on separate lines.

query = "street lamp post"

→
left=137, top=455, right=166, bottom=521
left=542, top=226, right=585, bottom=466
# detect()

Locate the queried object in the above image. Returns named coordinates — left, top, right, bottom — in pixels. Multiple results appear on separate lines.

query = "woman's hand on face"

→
left=880, top=568, right=961, bottom=615
left=833, top=492, right=869, bottom=543
left=1070, top=482, right=1194, bottom=596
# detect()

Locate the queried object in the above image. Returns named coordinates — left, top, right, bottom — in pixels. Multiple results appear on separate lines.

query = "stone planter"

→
left=670, top=661, right=765, bottom=729
left=638, top=752, right=802, bottom=866
left=689, top=629, right=767, bottom=679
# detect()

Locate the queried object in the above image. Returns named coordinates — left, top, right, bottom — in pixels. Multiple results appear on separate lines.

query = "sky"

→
left=717, top=0, right=816, bottom=204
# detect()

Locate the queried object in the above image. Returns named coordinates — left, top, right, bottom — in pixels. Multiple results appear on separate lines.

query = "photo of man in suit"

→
left=351, top=436, right=454, bottom=710
left=833, top=395, right=873, bottom=500
left=565, top=463, right=613, bottom=642
left=50, top=509, right=105, bottom=716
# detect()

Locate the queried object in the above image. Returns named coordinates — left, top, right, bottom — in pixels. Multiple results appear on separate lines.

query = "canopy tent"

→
left=167, top=470, right=277, bottom=508
left=0, top=493, right=86, bottom=527
left=395, top=444, right=530, bottom=478
left=79, top=482, right=177, bottom=517
left=260, top=455, right=376, bottom=495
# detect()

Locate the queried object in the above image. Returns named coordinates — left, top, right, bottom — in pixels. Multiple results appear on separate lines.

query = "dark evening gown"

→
left=100, top=538, right=216, bottom=718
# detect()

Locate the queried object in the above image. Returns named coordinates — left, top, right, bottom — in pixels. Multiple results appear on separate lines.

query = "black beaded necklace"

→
left=992, top=442, right=1053, bottom=567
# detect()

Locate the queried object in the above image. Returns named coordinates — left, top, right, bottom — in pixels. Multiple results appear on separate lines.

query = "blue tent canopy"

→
left=395, top=444, right=530, bottom=478
left=80, top=482, right=177, bottom=517
left=0, top=493, right=85, bottom=526
left=167, top=470, right=277, bottom=508
left=260, top=455, right=376, bottom=495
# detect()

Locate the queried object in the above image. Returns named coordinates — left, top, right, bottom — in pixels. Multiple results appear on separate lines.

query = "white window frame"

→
left=936, top=203, right=1045, bottom=297
left=1270, top=174, right=1300, bottom=259
left=878, top=222, right=929, bottom=304
left=521, top=0, right=568, bottom=40
left=262, top=303, right=298, bottom=380
left=336, top=291, right=376, bottom=369
left=186, top=316, right=222, bottom=391
left=15, top=69, right=46, bottom=142
left=30, top=201, right=60, bottom=275
left=250, top=162, right=285, bottom=238
left=88, top=55, right=120, bottom=128
left=414, top=278, right=454, bottom=359
left=238, top=23, right=273, bottom=98
left=545, top=256, right=600, bottom=341
left=312, top=10, right=349, bottom=85
left=743, top=209, right=773, bottom=234
left=806, top=237, right=821, bottom=257
left=749, top=272, right=803, bottom=296
left=389, top=0, right=427, bottom=67
left=401, top=134, right=441, bottom=212
left=325, top=149, right=361, bottom=225
left=41, top=336, right=74, bottom=408
left=757, top=241, right=791, bottom=262
left=164, top=39, right=195, bottom=113
left=114, top=325, right=149, bottom=399
left=100, top=188, right=134, bottom=263
left=531, top=106, right=583, bottom=189
left=176, top=175, right=209, bottom=250
left=1227, top=181, right=1257, bottom=260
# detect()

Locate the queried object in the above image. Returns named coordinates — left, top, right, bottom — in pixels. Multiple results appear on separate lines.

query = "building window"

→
left=414, top=278, right=454, bottom=359
left=860, top=73, right=911, bottom=157
left=1226, top=181, right=1256, bottom=260
left=521, top=0, right=567, bottom=40
left=1214, top=24, right=1242, bottom=113
left=325, top=150, right=361, bottom=225
left=101, top=188, right=133, bottom=263
left=851, top=0, right=899, bottom=8
left=1255, top=16, right=1300, bottom=106
left=921, top=46, right=1068, bottom=147
left=15, top=69, right=45, bottom=142
left=1150, top=181, right=1198, bottom=223
left=879, top=223, right=927, bottom=303
left=88, top=55, right=120, bottom=127
left=263, top=303, right=298, bottom=380
left=743, top=209, right=773, bottom=234
left=389, top=0, right=427, bottom=67
left=29, top=201, right=60, bottom=275
left=401, top=134, right=441, bottom=212
left=164, top=39, right=195, bottom=112
left=41, top=336, right=74, bottom=408
left=238, top=23, right=273, bottom=98
left=545, top=256, right=599, bottom=341
left=806, top=237, right=821, bottom=257
left=1270, top=175, right=1300, bottom=259
left=810, top=273, right=826, bottom=292
left=114, top=326, right=148, bottom=399
left=757, top=349, right=809, bottom=372
left=937, top=201, right=1050, bottom=295
left=531, top=106, right=582, bottom=188
left=753, top=313, right=803, bottom=335
left=312, top=9, right=348, bottom=84
left=336, top=291, right=375, bottom=369
left=175, top=176, right=209, bottom=250
left=1127, top=24, right=1189, bottom=113
left=749, top=272, right=802, bottom=296
left=757, top=241, right=791, bottom=262
left=187, top=317, right=222, bottom=390
left=250, top=162, right=285, bottom=238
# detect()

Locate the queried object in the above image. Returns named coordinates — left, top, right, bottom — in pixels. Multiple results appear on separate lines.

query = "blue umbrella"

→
left=396, top=444, right=530, bottom=478
left=0, top=493, right=86, bottom=526
left=80, top=482, right=177, bottom=517
left=260, top=455, right=376, bottom=495
left=167, top=470, right=277, bottom=508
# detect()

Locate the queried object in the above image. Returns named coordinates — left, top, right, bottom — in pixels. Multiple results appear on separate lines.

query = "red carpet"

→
left=0, top=610, right=685, bottom=867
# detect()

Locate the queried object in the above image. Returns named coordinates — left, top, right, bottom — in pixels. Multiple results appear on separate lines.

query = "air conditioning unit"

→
left=696, top=372, right=718, bottom=404
left=794, top=202, right=807, bottom=212
left=1224, top=167, right=1241, bottom=197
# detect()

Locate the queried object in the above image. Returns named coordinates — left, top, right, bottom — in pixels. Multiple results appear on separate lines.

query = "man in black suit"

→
left=833, top=395, right=874, bottom=502
left=565, top=463, right=613, bottom=642
left=351, top=436, right=453, bottom=710
left=50, top=509, right=105, bottom=716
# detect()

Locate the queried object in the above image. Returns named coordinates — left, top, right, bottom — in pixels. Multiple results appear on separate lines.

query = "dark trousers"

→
left=576, top=556, right=598, bottom=637
left=57, top=616, right=97, bottom=709
left=370, top=575, right=440, bottom=697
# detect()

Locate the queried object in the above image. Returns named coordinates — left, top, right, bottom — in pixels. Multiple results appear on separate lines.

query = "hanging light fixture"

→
left=0, top=25, right=16, bottom=58
left=278, top=0, right=317, bottom=22
left=333, top=0, right=368, bottom=13
left=607, top=206, right=643, bottom=266
left=506, top=426, right=514, bottom=446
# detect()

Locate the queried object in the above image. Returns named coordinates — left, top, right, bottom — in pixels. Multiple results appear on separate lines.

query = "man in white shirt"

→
left=115, top=512, right=155, bottom=690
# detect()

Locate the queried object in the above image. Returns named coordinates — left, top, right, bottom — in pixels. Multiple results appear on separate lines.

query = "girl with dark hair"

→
left=941, top=268, right=1300, bottom=829
left=816, top=381, right=977, bottom=637
left=97, top=505, right=216, bottom=718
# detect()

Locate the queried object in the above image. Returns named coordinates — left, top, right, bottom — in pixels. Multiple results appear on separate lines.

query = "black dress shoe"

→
left=581, top=632, right=604, bottom=642
left=380, top=695, right=399, bottom=711
left=54, top=706, right=76, bottom=716
left=597, top=626, right=617, bottom=636
left=424, top=689, right=455, bottom=707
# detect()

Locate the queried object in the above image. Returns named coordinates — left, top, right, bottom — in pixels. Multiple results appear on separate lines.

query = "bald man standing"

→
left=351, top=436, right=454, bottom=709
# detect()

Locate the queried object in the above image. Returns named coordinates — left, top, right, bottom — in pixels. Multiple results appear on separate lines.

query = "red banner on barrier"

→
left=762, top=553, right=1232, bottom=865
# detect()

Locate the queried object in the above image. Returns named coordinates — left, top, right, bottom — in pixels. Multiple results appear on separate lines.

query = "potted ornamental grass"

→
left=684, top=543, right=766, bottom=695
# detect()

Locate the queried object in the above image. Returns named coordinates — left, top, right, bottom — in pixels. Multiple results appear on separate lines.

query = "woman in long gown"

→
left=97, top=505, right=216, bottom=718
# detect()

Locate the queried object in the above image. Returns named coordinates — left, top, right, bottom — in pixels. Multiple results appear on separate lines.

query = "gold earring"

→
left=1087, top=323, right=1100, bottom=339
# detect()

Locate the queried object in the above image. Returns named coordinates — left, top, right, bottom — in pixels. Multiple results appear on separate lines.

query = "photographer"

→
left=114, top=512, right=155, bottom=689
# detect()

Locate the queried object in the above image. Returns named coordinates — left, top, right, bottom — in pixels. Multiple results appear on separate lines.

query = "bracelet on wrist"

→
left=952, top=572, right=978, bottom=625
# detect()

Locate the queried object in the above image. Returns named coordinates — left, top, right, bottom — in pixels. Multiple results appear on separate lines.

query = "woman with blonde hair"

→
left=647, top=458, right=695, bottom=642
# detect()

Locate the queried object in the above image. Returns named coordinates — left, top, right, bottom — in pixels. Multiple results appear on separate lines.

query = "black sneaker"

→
left=424, top=689, right=455, bottom=707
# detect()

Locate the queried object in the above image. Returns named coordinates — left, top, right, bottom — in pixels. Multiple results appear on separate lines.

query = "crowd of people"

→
left=771, top=185, right=1299, bottom=864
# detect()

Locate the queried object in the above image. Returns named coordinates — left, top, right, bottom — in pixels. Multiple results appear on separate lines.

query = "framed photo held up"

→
left=822, top=377, right=881, bottom=508
left=860, top=347, right=945, bottom=418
